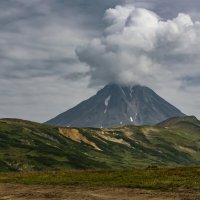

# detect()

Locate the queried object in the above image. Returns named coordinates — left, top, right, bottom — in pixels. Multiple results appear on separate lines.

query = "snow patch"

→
left=134, top=112, right=138, bottom=120
left=120, top=122, right=123, bottom=125
left=130, top=87, right=135, bottom=98
left=129, top=86, right=133, bottom=98
left=130, top=117, right=133, bottom=122
left=120, top=86, right=126, bottom=97
left=104, top=109, right=107, bottom=114
left=105, top=95, right=111, bottom=106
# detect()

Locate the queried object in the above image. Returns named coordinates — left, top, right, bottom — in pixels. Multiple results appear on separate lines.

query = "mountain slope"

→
left=0, top=116, right=200, bottom=172
left=46, top=84, right=184, bottom=128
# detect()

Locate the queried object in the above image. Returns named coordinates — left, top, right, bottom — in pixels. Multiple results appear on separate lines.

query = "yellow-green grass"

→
left=0, top=167, right=200, bottom=191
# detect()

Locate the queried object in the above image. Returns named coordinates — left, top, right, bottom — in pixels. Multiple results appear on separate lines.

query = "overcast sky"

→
left=0, top=0, right=200, bottom=122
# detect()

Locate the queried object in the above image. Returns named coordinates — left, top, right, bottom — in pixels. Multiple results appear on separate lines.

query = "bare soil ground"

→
left=0, top=184, right=200, bottom=200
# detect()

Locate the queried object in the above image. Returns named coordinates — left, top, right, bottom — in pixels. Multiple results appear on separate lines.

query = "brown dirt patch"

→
left=59, top=128, right=101, bottom=151
left=0, top=184, right=200, bottom=200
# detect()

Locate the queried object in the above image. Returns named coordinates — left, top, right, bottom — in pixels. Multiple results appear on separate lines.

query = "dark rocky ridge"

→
left=46, top=84, right=185, bottom=127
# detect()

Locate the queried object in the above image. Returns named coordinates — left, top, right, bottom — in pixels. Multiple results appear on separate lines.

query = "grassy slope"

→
left=0, top=116, right=200, bottom=172
left=0, top=119, right=108, bottom=171
left=0, top=167, right=200, bottom=190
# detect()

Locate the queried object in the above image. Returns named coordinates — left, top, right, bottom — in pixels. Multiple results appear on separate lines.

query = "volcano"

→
left=46, top=84, right=185, bottom=127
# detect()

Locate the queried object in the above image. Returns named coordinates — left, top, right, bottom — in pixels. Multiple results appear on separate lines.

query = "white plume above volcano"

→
left=76, top=4, right=200, bottom=88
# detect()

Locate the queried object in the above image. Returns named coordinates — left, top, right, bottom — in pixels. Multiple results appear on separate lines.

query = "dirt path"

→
left=0, top=184, right=200, bottom=200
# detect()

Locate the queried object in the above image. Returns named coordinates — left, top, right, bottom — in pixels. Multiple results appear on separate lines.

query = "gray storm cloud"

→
left=76, top=4, right=200, bottom=88
left=1, top=0, right=200, bottom=122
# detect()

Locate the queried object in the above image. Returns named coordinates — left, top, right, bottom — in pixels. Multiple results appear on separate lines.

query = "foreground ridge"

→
left=0, top=116, right=200, bottom=172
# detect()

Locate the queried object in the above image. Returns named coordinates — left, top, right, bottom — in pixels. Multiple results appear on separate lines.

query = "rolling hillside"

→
left=0, top=116, right=200, bottom=172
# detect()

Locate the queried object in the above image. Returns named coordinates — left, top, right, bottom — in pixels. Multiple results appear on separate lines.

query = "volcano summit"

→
left=46, top=84, right=185, bottom=128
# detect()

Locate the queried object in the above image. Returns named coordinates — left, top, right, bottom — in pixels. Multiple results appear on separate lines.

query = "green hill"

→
left=0, top=116, right=200, bottom=172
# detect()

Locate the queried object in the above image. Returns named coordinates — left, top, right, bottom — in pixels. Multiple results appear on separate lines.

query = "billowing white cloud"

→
left=77, top=4, right=200, bottom=89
